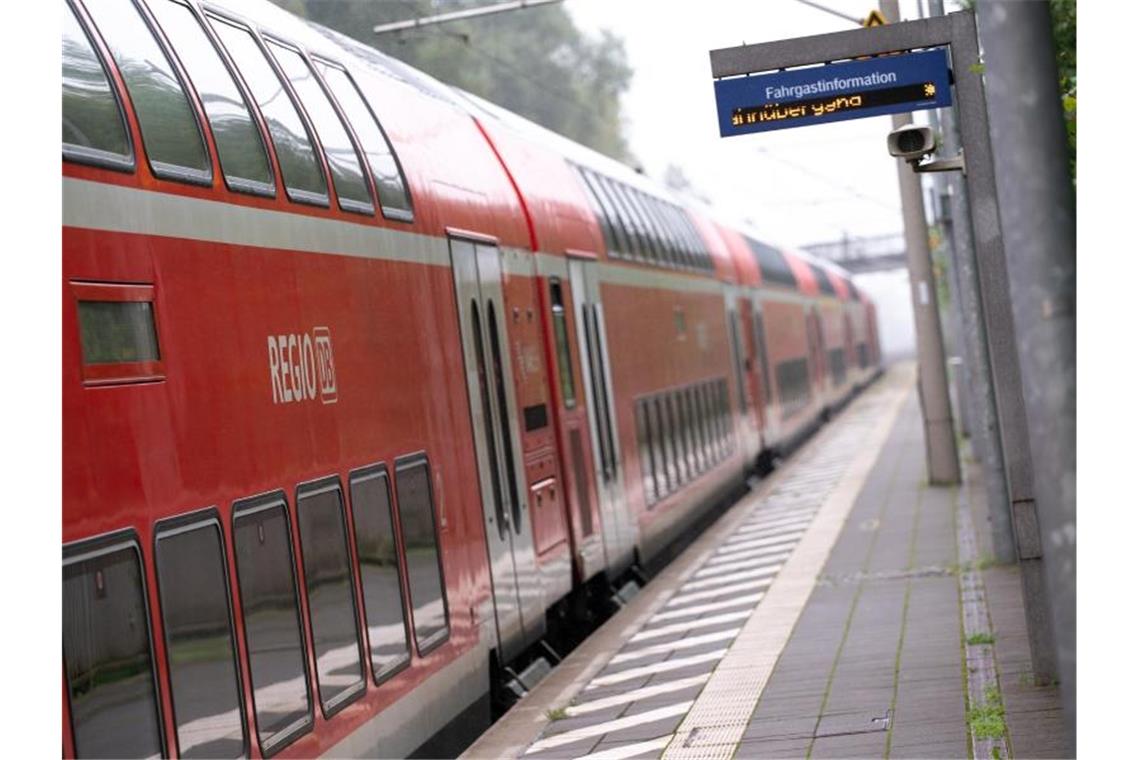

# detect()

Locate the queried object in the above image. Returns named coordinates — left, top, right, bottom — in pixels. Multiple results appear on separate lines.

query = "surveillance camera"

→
left=887, top=124, right=935, bottom=162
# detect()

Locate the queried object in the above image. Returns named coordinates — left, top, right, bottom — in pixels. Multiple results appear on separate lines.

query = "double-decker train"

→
left=61, top=0, right=881, bottom=757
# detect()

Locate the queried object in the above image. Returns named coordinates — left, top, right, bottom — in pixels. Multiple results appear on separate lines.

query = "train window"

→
left=662, top=393, right=682, bottom=485
left=348, top=465, right=411, bottom=683
left=581, top=169, right=630, bottom=258
left=647, top=196, right=685, bottom=269
left=232, top=494, right=312, bottom=755
left=267, top=41, right=374, bottom=215
left=719, top=379, right=734, bottom=453
left=683, top=387, right=702, bottom=474
left=315, top=60, right=414, bottom=220
left=394, top=455, right=450, bottom=654
left=748, top=237, right=799, bottom=289
left=622, top=186, right=662, bottom=264
left=147, top=0, right=274, bottom=196
left=154, top=513, right=246, bottom=759
left=611, top=181, right=654, bottom=263
left=672, top=392, right=692, bottom=483
left=686, top=387, right=706, bottom=473
left=599, top=176, right=644, bottom=261
left=63, top=2, right=133, bottom=170
left=660, top=203, right=695, bottom=270
left=678, top=213, right=710, bottom=273
left=635, top=400, right=657, bottom=505
left=576, top=168, right=619, bottom=254
left=810, top=263, right=837, bottom=297
left=699, top=382, right=719, bottom=462
left=829, top=347, right=847, bottom=387
left=63, top=533, right=164, bottom=759
left=72, top=280, right=166, bottom=386
left=777, top=358, right=811, bottom=419
left=549, top=278, right=577, bottom=408
left=84, top=0, right=211, bottom=184
left=209, top=15, right=328, bottom=206
left=646, top=395, right=668, bottom=498
left=296, top=478, right=366, bottom=714
left=653, top=396, right=675, bottom=493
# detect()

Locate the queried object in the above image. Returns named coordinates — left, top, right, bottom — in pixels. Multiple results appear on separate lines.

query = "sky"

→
left=565, top=0, right=929, bottom=250
left=565, top=0, right=930, bottom=357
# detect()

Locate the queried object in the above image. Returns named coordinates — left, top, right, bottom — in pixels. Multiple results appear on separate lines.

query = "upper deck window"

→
left=209, top=14, right=328, bottom=206
left=148, top=0, right=274, bottom=195
left=748, top=236, right=799, bottom=288
left=315, top=61, right=414, bottom=220
left=810, top=263, right=837, bottom=297
left=84, top=0, right=211, bottom=184
left=63, top=2, right=133, bottom=169
left=267, top=41, right=374, bottom=215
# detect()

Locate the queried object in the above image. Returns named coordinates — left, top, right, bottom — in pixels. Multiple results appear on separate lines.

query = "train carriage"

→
left=61, top=1, right=881, bottom=757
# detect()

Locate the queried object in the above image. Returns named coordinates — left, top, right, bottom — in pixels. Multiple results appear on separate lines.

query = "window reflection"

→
left=209, top=16, right=327, bottom=204
left=84, top=0, right=210, bottom=180
left=348, top=467, right=411, bottom=682
left=268, top=43, right=373, bottom=213
left=296, top=482, right=364, bottom=711
left=394, top=459, right=448, bottom=651
left=63, top=3, right=131, bottom=163
left=232, top=499, right=311, bottom=752
left=63, top=541, right=164, bottom=759
left=155, top=520, right=245, bottom=759
left=148, top=0, right=273, bottom=193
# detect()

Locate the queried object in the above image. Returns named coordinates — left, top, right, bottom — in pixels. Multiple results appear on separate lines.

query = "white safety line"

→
left=572, top=736, right=673, bottom=760
left=649, top=593, right=765, bottom=623
left=736, top=507, right=817, bottom=527
left=565, top=675, right=710, bottom=716
left=678, top=563, right=782, bottom=592
left=720, top=531, right=807, bottom=553
left=526, top=701, right=693, bottom=754
left=734, top=517, right=816, bottom=535
left=632, top=611, right=751, bottom=642
left=587, top=649, right=728, bottom=689
left=704, top=542, right=799, bottom=566
left=693, top=553, right=791, bottom=578
left=664, top=578, right=773, bottom=607
left=610, top=628, right=742, bottom=665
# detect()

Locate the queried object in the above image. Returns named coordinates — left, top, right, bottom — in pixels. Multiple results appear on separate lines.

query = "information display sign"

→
left=713, top=48, right=952, bottom=136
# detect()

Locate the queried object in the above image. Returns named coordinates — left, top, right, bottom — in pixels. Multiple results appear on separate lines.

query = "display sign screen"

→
left=713, top=48, right=952, bottom=136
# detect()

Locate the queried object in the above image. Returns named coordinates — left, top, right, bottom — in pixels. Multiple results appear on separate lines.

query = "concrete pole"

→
left=929, top=0, right=1016, bottom=564
left=976, top=1, right=1075, bottom=746
left=880, top=0, right=960, bottom=485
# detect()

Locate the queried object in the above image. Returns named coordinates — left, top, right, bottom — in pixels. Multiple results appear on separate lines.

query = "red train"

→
left=61, top=0, right=881, bottom=757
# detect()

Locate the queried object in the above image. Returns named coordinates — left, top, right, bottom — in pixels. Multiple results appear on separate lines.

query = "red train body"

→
left=61, top=1, right=882, bottom=757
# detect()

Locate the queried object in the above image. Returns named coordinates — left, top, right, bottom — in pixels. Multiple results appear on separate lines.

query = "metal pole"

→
left=929, top=0, right=1016, bottom=564
left=975, top=0, right=1075, bottom=746
left=946, top=10, right=1057, bottom=685
left=880, top=0, right=960, bottom=485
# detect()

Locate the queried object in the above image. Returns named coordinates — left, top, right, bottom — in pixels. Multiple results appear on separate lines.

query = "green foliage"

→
left=966, top=631, right=995, bottom=646
left=272, top=0, right=632, bottom=162
left=545, top=706, right=568, bottom=721
left=1050, top=0, right=1076, bottom=179
left=967, top=685, right=1007, bottom=740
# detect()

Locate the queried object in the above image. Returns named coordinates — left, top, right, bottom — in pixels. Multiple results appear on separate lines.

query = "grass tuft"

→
left=968, top=686, right=1007, bottom=741
left=967, top=632, right=995, bottom=646
left=545, top=706, right=568, bottom=721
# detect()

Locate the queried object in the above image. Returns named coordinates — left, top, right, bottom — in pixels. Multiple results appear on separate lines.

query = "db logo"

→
left=267, top=327, right=338, bottom=405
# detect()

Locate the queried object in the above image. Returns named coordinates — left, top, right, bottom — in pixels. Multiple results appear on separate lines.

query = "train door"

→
left=542, top=259, right=606, bottom=582
left=725, top=290, right=759, bottom=462
left=750, top=296, right=774, bottom=442
left=568, top=258, right=635, bottom=577
left=449, top=237, right=543, bottom=664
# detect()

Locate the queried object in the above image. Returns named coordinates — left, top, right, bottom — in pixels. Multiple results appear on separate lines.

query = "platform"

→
left=462, top=363, right=1068, bottom=759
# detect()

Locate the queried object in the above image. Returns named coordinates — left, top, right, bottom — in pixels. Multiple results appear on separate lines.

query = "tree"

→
left=271, top=0, right=634, bottom=163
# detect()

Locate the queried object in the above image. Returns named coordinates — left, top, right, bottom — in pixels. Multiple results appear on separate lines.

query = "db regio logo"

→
left=268, top=327, right=337, bottom=405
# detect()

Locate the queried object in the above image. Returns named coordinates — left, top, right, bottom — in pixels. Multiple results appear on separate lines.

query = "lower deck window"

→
left=63, top=535, right=164, bottom=759
left=296, top=479, right=365, bottom=714
left=394, top=456, right=449, bottom=653
left=777, top=358, right=812, bottom=419
left=155, top=515, right=246, bottom=759
left=232, top=496, right=311, bottom=754
left=829, top=348, right=847, bottom=387
left=349, top=466, right=411, bottom=683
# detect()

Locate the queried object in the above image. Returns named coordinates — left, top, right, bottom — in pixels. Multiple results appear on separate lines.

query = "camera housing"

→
left=887, top=124, right=935, bottom=162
